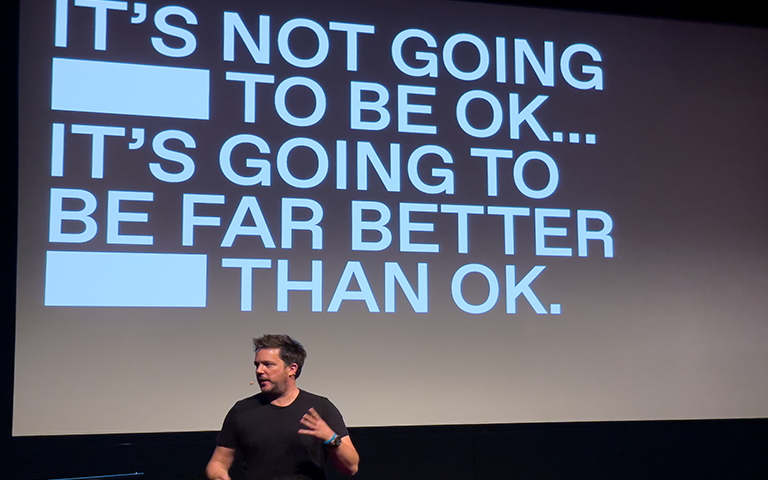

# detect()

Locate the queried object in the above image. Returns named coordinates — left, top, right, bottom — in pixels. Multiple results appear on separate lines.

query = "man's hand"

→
left=298, top=407, right=360, bottom=475
left=298, top=407, right=336, bottom=442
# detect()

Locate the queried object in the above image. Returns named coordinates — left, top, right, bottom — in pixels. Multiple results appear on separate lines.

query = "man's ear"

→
left=288, top=363, right=299, bottom=377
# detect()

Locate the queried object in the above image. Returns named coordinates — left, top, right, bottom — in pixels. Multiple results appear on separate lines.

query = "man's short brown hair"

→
left=253, top=334, right=308, bottom=378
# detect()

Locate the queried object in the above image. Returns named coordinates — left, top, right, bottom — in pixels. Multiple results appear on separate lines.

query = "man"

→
left=206, top=334, right=359, bottom=480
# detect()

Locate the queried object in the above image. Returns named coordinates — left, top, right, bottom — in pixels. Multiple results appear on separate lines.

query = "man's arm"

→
left=206, top=446, right=236, bottom=480
left=330, top=434, right=360, bottom=476
left=299, top=407, right=360, bottom=476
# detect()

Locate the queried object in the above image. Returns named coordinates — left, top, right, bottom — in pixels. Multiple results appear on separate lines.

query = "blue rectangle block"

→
left=45, top=251, right=208, bottom=307
left=51, top=58, right=210, bottom=120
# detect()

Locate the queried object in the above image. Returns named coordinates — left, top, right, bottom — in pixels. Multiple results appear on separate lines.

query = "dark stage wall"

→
left=7, top=421, right=768, bottom=479
left=3, top=0, right=768, bottom=479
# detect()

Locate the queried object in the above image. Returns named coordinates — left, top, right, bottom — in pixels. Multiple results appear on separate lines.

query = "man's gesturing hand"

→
left=298, top=407, right=336, bottom=442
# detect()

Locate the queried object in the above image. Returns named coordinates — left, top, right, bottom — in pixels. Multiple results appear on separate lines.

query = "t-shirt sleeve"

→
left=216, top=403, right=239, bottom=449
left=320, top=398, right=349, bottom=438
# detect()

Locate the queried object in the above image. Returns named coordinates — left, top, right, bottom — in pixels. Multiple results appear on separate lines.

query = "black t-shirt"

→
left=217, top=390, right=349, bottom=480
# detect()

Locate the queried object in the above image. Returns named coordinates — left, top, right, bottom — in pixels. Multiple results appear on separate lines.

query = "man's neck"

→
left=267, top=384, right=300, bottom=407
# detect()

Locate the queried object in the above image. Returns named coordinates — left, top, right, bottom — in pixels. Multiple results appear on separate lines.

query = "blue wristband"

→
left=323, top=433, right=338, bottom=445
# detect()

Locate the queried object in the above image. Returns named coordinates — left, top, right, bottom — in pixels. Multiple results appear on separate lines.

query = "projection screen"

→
left=14, top=0, right=768, bottom=435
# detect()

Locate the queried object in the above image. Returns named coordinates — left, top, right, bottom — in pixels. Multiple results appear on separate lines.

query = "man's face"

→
left=254, top=348, right=295, bottom=396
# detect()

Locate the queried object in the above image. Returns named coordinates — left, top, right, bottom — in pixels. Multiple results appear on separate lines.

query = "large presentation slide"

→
left=15, top=0, right=768, bottom=435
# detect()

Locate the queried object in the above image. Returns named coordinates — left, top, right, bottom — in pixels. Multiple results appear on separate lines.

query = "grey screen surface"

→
left=14, top=0, right=768, bottom=435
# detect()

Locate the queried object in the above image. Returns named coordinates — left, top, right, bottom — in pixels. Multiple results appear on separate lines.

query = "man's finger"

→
left=300, top=417, right=316, bottom=427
